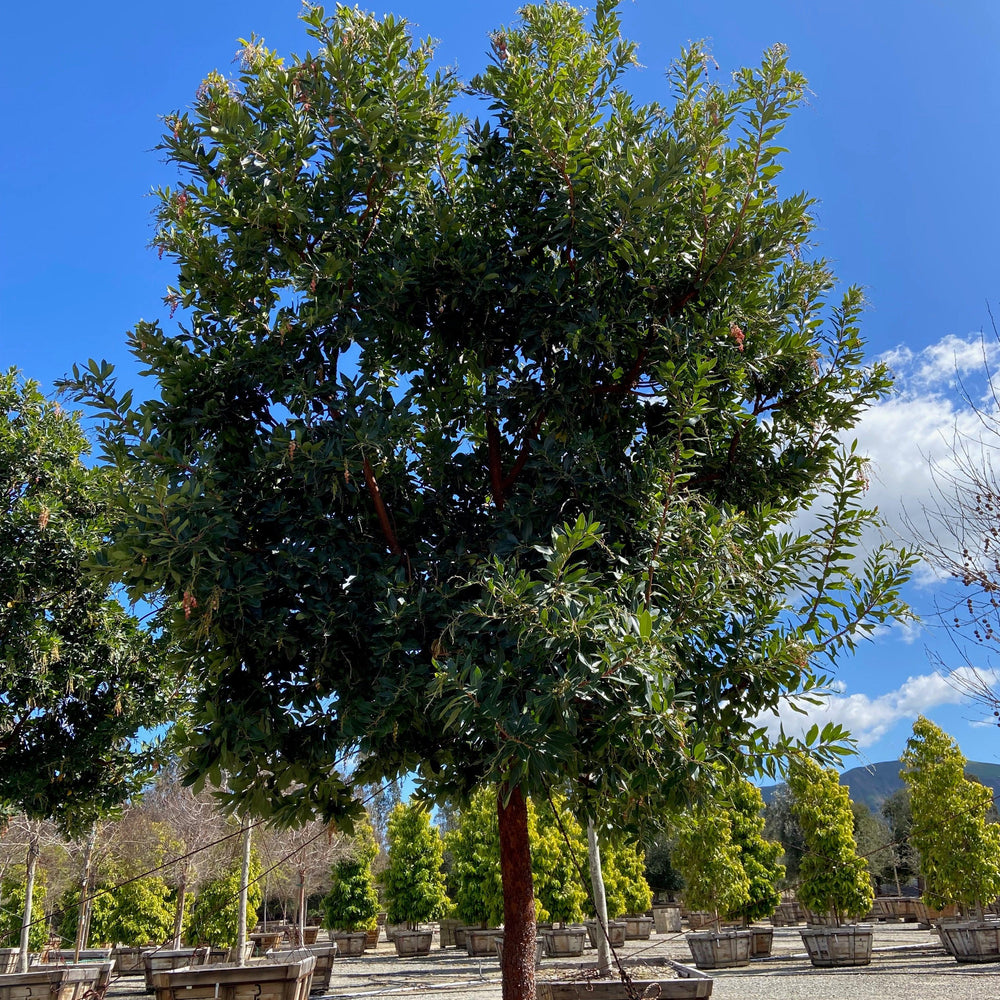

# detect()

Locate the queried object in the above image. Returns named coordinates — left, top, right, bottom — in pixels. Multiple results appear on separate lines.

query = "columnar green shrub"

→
left=901, top=716, right=1000, bottom=918
left=382, top=803, right=449, bottom=927
left=89, top=875, right=175, bottom=947
left=601, top=838, right=653, bottom=919
left=444, top=789, right=505, bottom=927
left=530, top=797, right=588, bottom=924
left=0, top=877, right=47, bottom=950
left=788, top=758, right=873, bottom=924
left=723, top=779, right=784, bottom=925
left=674, top=806, right=749, bottom=929
left=187, top=854, right=263, bottom=947
left=322, top=820, right=380, bottom=933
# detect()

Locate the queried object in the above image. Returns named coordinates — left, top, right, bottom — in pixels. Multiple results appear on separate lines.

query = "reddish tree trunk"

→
left=497, top=785, right=536, bottom=1000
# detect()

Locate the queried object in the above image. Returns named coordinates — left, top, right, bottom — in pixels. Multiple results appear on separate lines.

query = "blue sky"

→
left=4, top=1, right=1000, bottom=768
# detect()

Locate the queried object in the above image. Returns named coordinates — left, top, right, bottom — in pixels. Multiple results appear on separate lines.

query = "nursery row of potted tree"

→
left=322, top=793, right=656, bottom=960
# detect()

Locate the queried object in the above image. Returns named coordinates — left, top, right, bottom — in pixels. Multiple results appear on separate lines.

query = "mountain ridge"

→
left=761, top=759, right=1000, bottom=812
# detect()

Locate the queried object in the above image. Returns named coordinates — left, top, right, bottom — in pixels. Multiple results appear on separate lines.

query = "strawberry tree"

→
left=67, top=2, right=915, bottom=996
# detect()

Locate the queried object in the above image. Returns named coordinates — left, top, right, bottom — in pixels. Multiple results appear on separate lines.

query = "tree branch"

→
left=362, top=456, right=402, bottom=556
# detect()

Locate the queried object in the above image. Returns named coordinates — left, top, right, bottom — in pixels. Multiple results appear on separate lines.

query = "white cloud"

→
left=847, top=333, right=1000, bottom=583
left=757, top=666, right=1000, bottom=748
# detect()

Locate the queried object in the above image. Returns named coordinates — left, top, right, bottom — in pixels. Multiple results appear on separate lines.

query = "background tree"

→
left=788, top=759, right=873, bottom=925
left=381, top=803, right=448, bottom=929
left=600, top=838, right=652, bottom=919
left=900, top=716, right=1000, bottom=919
left=763, top=787, right=806, bottom=885
left=880, top=788, right=917, bottom=890
left=69, top=3, right=915, bottom=995
left=723, top=779, right=783, bottom=926
left=0, top=874, right=46, bottom=951
left=85, top=872, right=174, bottom=947
left=849, top=801, right=893, bottom=891
left=0, top=371, right=173, bottom=968
left=187, top=851, right=263, bottom=948
left=673, top=804, right=749, bottom=931
left=322, top=820, right=380, bottom=934
left=444, top=790, right=505, bottom=928
left=642, top=832, right=683, bottom=900
left=530, top=798, right=588, bottom=925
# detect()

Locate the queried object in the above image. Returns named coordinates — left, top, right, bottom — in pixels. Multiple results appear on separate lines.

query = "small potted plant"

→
left=322, top=820, right=380, bottom=957
left=674, top=804, right=752, bottom=969
left=788, top=758, right=874, bottom=967
left=901, top=716, right=1000, bottom=962
left=382, top=802, right=449, bottom=957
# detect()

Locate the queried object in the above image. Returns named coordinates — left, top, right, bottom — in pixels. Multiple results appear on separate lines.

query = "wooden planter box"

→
left=686, top=912, right=715, bottom=931
left=112, top=946, right=155, bottom=974
left=537, top=960, right=712, bottom=999
left=541, top=928, right=587, bottom=958
left=685, top=930, right=751, bottom=969
left=747, top=926, right=773, bottom=957
left=584, top=920, right=625, bottom=949
left=622, top=916, right=653, bottom=941
left=799, top=925, right=873, bottom=967
left=770, top=901, right=805, bottom=926
left=250, top=933, right=285, bottom=955
left=466, top=928, right=503, bottom=957
left=330, top=932, right=366, bottom=958
left=152, top=956, right=316, bottom=1000
left=654, top=905, right=682, bottom=934
left=0, top=954, right=18, bottom=976
left=453, top=926, right=468, bottom=949
left=0, top=965, right=111, bottom=1000
left=438, top=918, right=460, bottom=948
left=268, top=945, right=337, bottom=993
left=145, top=949, right=211, bottom=992
left=392, top=930, right=433, bottom=958
left=283, top=927, right=319, bottom=948
left=39, top=950, right=111, bottom=963
left=493, top=935, right=544, bottom=969
left=938, top=921, right=1000, bottom=963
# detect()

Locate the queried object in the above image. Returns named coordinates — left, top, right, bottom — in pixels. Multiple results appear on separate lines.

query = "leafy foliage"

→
left=66, top=0, right=914, bottom=827
left=600, top=837, right=652, bottom=918
left=186, top=853, right=263, bottom=946
left=526, top=797, right=589, bottom=924
left=444, top=788, right=505, bottom=927
left=89, top=875, right=174, bottom=947
left=900, top=716, right=1000, bottom=917
left=788, top=758, right=873, bottom=924
left=0, top=372, right=172, bottom=834
left=674, top=803, right=749, bottom=926
left=722, top=779, right=783, bottom=924
left=0, top=876, right=46, bottom=950
left=322, top=819, right=380, bottom=933
left=382, top=802, right=449, bottom=926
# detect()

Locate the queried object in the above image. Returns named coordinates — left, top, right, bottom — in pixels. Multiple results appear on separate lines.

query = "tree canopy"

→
left=66, top=3, right=915, bottom=994
left=0, top=371, right=171, bottom=834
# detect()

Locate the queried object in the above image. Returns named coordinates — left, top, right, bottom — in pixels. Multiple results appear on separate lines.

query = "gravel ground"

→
left=102, top=922, right=1000, bottom=1000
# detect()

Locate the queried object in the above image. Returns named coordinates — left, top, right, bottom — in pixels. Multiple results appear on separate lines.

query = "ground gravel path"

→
left=101, top=922, right=1000, bottom=1000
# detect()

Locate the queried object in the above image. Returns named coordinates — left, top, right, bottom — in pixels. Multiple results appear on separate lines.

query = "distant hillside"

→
left=761, top=759, right=1000, bottom=812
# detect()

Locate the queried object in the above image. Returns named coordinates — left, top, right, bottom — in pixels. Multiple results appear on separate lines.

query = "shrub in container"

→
left=722, top=779, right=783, bottom=955
left=901, top=716, right=1000, bottom=962
left=674, top=804, right=751, bottom=969
left=322, top=819, right=380, bottom=955
left=382, top=802, right=449, bottom=956
left=788, top=758, right=874, bottom=967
